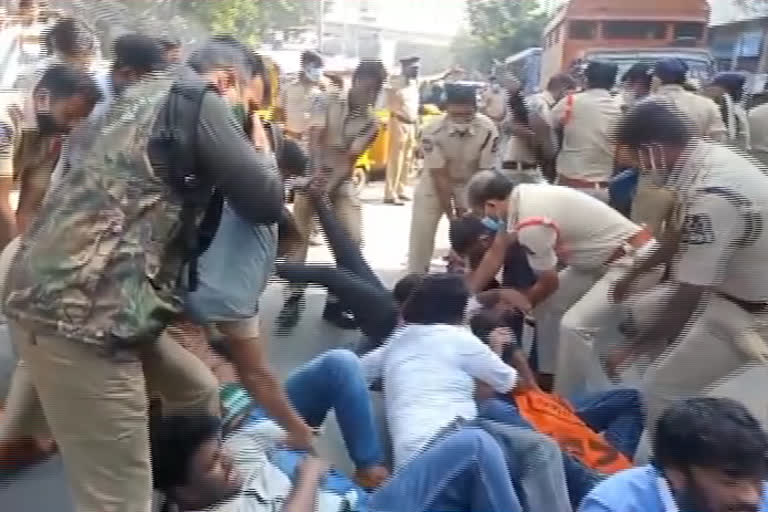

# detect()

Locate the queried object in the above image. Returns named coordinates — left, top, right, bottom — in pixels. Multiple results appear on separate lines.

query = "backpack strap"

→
left=165, top=82, right=224, bottom=291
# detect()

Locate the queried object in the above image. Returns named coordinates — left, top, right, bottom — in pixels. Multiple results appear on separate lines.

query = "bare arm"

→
left=526, top=269, right=559, bottom=307
left=282, top=456, right=329, bottom=512
left=225, top=334, right=314, bottom=450
left=468, top=231, right=511, bottom=293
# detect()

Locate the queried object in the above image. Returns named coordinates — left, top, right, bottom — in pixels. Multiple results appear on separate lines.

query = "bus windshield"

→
left=584, top=50, right=714, bottom=85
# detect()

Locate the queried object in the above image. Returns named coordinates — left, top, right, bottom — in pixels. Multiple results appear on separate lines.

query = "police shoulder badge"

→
left=681, top=213, right=715, bottom=245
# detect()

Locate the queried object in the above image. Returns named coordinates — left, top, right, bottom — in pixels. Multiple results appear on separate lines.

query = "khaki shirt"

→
left=749, top=102, right=768, bottom=157
left=551, top=88, right=621, bottom=182
left=667, top=140, right=768, bottom=302
left=651, top=85, right=727, bottom=142
left=279, top=79, right=325, bottom=135
left=420, top=113, right=498, bottom=206
left=309, top=90, right=380, bottom=189
left=387, top=76, right=420, bottom=124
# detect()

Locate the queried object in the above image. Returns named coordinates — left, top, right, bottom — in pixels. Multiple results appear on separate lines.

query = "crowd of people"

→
left=0, top=14, right=768, bottom=512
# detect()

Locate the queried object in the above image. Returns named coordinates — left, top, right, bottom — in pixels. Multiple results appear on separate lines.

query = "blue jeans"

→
left=570, top=388, right=644, bottom=460
left=367, top=426, right=523, bottom=512
left=479, top=395, right=610, bottom=509
left=247, top=349, right=383, bottom=469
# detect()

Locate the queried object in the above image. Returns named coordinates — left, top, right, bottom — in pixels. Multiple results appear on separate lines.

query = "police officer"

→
left=276, top=50, right=326, bottom=145
left=384, top=56, right=420, bottom=205
left=631, top=59, right=728, bottom=237
left=407, top=83, right=498, bottom=274
left=466, top=171, right=655, bottom=394
left=550, top=61, right=622, bottom=203
left=611, top=100, right=768, bottom=433
left=481, top=75, right=508, bottom=128
left=280, top=60, right=386, bottom=327
left=0, top=64, right=101, bottom=249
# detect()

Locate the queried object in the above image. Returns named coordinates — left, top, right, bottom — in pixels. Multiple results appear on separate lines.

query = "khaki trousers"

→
left=636, top=290, right=768, bottom=433
left=1, top=322, right=219, bottom=512
left=407, top=179, right=468, bottom=274
left=630, top=174, right=676, bottom=237
left=385, top=119, right=415, bottom=201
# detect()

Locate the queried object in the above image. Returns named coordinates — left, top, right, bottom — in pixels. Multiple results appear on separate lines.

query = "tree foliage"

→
left=452, top=0, right=547, bottom=72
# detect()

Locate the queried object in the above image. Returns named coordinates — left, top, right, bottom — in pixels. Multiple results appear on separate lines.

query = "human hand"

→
left=603, top=346, right=634, bottom=382
left=297, top=455, right=331, bottom=479
left=611, top=274, right=636, bottom=303
left=489, top=326, right=514, bottom=356
left=497, top=289, right=532, bottom=315
left=283, top=424, right=317, bottom=451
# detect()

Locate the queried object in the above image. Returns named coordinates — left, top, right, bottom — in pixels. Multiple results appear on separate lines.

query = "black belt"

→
left=722, top=293, right=768, bottom=314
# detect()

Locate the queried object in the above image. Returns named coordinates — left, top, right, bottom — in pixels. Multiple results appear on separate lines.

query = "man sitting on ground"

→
left=580, top=397, right=768, bottom=512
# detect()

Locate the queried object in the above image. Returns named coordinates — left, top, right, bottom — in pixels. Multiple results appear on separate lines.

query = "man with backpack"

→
left=1, top=39, right=284, bottom=512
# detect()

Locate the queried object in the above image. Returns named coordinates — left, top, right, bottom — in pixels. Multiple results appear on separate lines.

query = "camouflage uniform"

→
left=2, top=73, right=219, bottom=512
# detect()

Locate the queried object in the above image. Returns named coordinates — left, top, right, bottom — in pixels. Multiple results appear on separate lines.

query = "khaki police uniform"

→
left=279, top=78, right=326, bottom=144
left=407, top=113, right=498, bottom=273
left=627, top=141, right=768, bottom=431
left=482, top=87, right=507, bottom=122
left=749, top=102, right=768, bottom=167
left=385, top=76, right=420, bottom=202
left=289, top=90, right=380, bottom=264
left=503, top=90, right=557, bottom=184
left=551, top=89, right=622, bottom=203
left=631, top=86, right=728, bottom=236
left=501, top=184, right=655, bottom=395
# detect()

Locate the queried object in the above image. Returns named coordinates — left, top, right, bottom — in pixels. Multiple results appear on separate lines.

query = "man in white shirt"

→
left=466, top=171, right=656, bottom=395
left=360, top=273, right=518, bottom=467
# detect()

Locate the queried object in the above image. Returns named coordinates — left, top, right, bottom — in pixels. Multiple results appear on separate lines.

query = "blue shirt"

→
left=579, top=465, right=768, bottom=512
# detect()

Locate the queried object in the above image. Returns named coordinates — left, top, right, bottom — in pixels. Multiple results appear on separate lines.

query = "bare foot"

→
left=354, top=464, right=390, bottom=489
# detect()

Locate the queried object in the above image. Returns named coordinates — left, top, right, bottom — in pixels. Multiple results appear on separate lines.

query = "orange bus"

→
left=541, top=0, right=712, bottom=87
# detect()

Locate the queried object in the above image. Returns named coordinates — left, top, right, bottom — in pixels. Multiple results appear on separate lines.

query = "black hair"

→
left=112, top=34, right=167, bottom=74
left=353, top=60, right=387, bottom=95
left=300, top=49, right=323, bottom=68
left=713, top=72, right=747, bottom=103
left=44, top=17, right=95, bottom=57
left=469, top=307, right=504, bottom=345
left=393, top=273, right=424, bottom=306
left=209, top=35, right=266, bottom=79
left=401, top=273, right=469, bottom=325
left=450, top=216, right=492, bottom=255
left=615, top=100, right=693, bottom=149
left=654, top=397, right=768, bottom=478
left=507, top=90, right=529, bottom=125
left=276, top=137, right=309, bottom=179
left=157, top=36, right=181, bottom=51
left=622, top=63, right=653, bottom=88
left=150, top=414, right=222, bottom=492
left=35, top=64, right=103, bottom=104
left=466, top=170, right=514, bottom=210
left=547, top=73, right=577, bottom=92
left=585, top=61, right=618, bottom=90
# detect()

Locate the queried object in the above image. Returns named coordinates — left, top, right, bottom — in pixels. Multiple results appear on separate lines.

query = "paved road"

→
left=0, top=180, right=446, bottom=511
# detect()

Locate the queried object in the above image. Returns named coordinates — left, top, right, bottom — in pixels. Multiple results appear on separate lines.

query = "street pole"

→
left=316, top=0, right=324, bottom=52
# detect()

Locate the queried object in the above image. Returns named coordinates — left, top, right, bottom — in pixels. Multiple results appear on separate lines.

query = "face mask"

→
left=482, top=216, right=506, bottom=232
left=304, top=66, right=323, bottom=83
left=231, top=104, right=247, bottom=126
left=36, top=112, right=66, bottom=135
left=621, top=89, right=637, bottom=107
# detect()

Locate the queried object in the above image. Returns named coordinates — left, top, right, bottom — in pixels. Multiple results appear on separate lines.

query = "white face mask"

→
left=304, top=66, right=323, bottom=83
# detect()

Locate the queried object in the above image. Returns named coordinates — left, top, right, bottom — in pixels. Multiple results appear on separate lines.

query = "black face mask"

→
left=36, top=112, right=66, bottom=135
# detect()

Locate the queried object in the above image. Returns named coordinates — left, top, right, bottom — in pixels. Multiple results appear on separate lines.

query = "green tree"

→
left=452, top=0, right=547, bottom=72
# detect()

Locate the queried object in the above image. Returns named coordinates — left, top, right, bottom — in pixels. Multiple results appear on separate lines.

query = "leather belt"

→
left=605, top=227, right=654, bottom=265
left=721, top=293, right=768, bottom=314
left=558, top=175, right=610, bottom=189
left=503, top=161, right=538, bottom=170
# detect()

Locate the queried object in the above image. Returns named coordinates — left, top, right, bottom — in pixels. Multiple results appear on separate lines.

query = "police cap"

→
left=444, top=83, right=477, bottom=107
left=400, top=56, right=420, bottom=67
left=654, top=58, right=689, bottom=85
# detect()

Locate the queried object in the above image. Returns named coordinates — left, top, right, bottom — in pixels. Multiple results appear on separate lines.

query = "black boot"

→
left=276, top=293, right=305, bottom=333
left=322, top=299, right=357, bottom=330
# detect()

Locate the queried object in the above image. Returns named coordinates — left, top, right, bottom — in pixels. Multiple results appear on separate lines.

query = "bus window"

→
left=675, top=22, right=703, bottom=42
left=603, top=21, right=667, bottom=40
left=569, top=20, right=596, bottom=40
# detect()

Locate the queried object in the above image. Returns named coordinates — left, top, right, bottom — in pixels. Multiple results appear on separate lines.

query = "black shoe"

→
left=276, top=295, right=304, bottom=333
left=322, top=302, right=358, bottom=330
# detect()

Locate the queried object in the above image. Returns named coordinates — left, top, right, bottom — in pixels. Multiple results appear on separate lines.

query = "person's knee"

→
left=319, top=349, right=361, bottom=379
left=449, top=427, right=505, bottom=460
